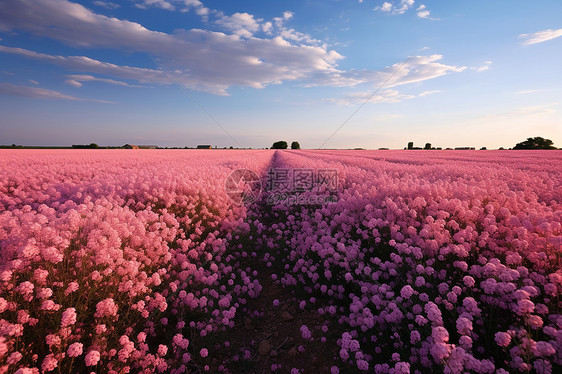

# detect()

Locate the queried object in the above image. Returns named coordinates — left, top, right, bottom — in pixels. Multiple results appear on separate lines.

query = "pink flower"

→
left=424, top=302, right=443, bottom=324
left=46, top=334, right=61, bottom=347
left=516, top=299, right=535, bottom=315
left=400, top=285, right=414, bottom=299
left=15, top=369, right=36, bottom=374
left=41, top=300, right=59, bottom=311
left=300, top=325, right=312, bottom=340
left=41, top=354, right=58, bottom=372
left=65, top=281, right=79, bottom=295
left=61, top=307, right=77, bottom=326
left=7, top=351, right=23, bottom=364
left=394, top=362, right=410, bottom=373
left=95, top=324, right=107, bottom=334
left=200, top=348, right=208, bottom=357
left=67, top=342, right=83, bottom=357
left=535, top=341, right=555, bottom=356
left=494, top=332, right=511, bottom=347
left=158, top=344, right=168, bottom=356
left=456, top=316, right=473, bottom=335
left=85, top=350, right=101, bottom=366
left=94, top=298, right=118, bottom=318
left=357, top=359, right=369, bottom=371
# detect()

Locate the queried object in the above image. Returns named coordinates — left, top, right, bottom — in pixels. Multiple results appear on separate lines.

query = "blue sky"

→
left=0, top=0, right=561, bottom=149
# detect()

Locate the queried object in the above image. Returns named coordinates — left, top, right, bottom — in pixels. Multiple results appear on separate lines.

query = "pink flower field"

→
left=0, top=149, right=560, bottom=374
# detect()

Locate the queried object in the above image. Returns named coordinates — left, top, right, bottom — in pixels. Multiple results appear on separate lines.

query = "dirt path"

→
left=209, top=154, right=344, bottom=373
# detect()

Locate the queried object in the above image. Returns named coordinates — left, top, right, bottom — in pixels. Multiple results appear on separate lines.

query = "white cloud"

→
left=330, top=89, right=416, bottom=106
left=419, top=89, right=440, bottom=97
left=377, top=0, right=415, bottom=15
left=135, top=0, right=175, bottom=11
left=520, top=28, right=562, bottom=45
left=92, top=1, right=119, bottom=9
left=0, top=82, right=113, bottom=103
left=180, top=0, right=210, bottom=18
left=470, top=60, right=492, bottom=72
left=0, top=45, right=177, bottom=84
left=321, top=54, right=465, bottom=88
left=380, top=2, right=393, bottom=12
left=330, top=88, right=440, bottom=106
left=417, top=4, right=430, bottom=19
left=65, top=74, right=141, bottom=87
left=29, top=79, right=39, bottom=85
left=330, top=87, right=442, bottom=106
left=65, top=79, right=82, bottom=87
left=376, top=1, right=436, bottom=19
left=396, top=0, right=415, bottom=15
left=262, top=21, right=273, bottom=34
left=215, top=12, right=261, bottom=38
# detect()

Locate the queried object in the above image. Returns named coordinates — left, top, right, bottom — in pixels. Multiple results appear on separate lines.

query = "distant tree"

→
left=480, top=147, right=487, bottom=150
left=514, top=136, right=556, bottom=150
left=271, top=141, right=288, bottom=149
left=229, top=146, right=234, bottom=149
left=73, top=143, right=99, bottom=149
left=407, top=141, right=414, bottom=150
left=424, top=143, right=432, bottom=150
left=291, top=141, right=301, bottom=149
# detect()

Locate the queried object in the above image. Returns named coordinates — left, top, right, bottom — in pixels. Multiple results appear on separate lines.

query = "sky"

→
left=0, top=0, right=561, bottom=149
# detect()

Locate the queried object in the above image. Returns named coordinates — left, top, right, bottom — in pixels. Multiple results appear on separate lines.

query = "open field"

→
left=0, top=149, right=560, bottom=373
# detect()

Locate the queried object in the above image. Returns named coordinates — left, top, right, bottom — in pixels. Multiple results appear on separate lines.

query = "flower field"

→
left=0, top=149, right=560, bottom=373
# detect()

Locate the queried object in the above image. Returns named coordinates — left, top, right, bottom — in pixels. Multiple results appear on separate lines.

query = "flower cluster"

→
left=1, top=148, right=560, bottom=373
left=0, top=149, right=272, bottom=372
left=248, top=149, right=561, bottom=373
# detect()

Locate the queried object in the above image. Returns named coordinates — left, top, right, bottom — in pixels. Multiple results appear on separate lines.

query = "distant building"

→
left=123, top=144, right=140, bottom=149
left=197, top=145, right=212, bottom=149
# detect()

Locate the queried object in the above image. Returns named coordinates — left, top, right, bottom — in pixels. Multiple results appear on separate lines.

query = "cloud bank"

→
left=0, top=0, right=463, bottom=97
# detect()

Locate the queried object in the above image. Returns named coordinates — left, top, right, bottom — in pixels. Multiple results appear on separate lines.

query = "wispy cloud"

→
left=0, top=82, right=113, bottom=103
left=520, top=28, right=562, bottom=45
left=92, top=1, right=120, bottom=9
left=65, top=74, right=142, bottom=87
left=135, top=0, right=175, bottom=11
left=329, top=89, right=415, bottom=106
left=479, top=103, right=558, bottom=121
left=419, top=90, right=441, bottom=97
left=309, top=54, right=465, bottom=88
left=470, top=60, right=492, bottom=72
left=514, top=89, right=541, bottom=95
left=330, top=88, right=442, bottom=106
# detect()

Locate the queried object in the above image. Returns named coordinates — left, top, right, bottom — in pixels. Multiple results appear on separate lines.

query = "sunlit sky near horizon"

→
left=0, top=0, right=561, bottom=149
